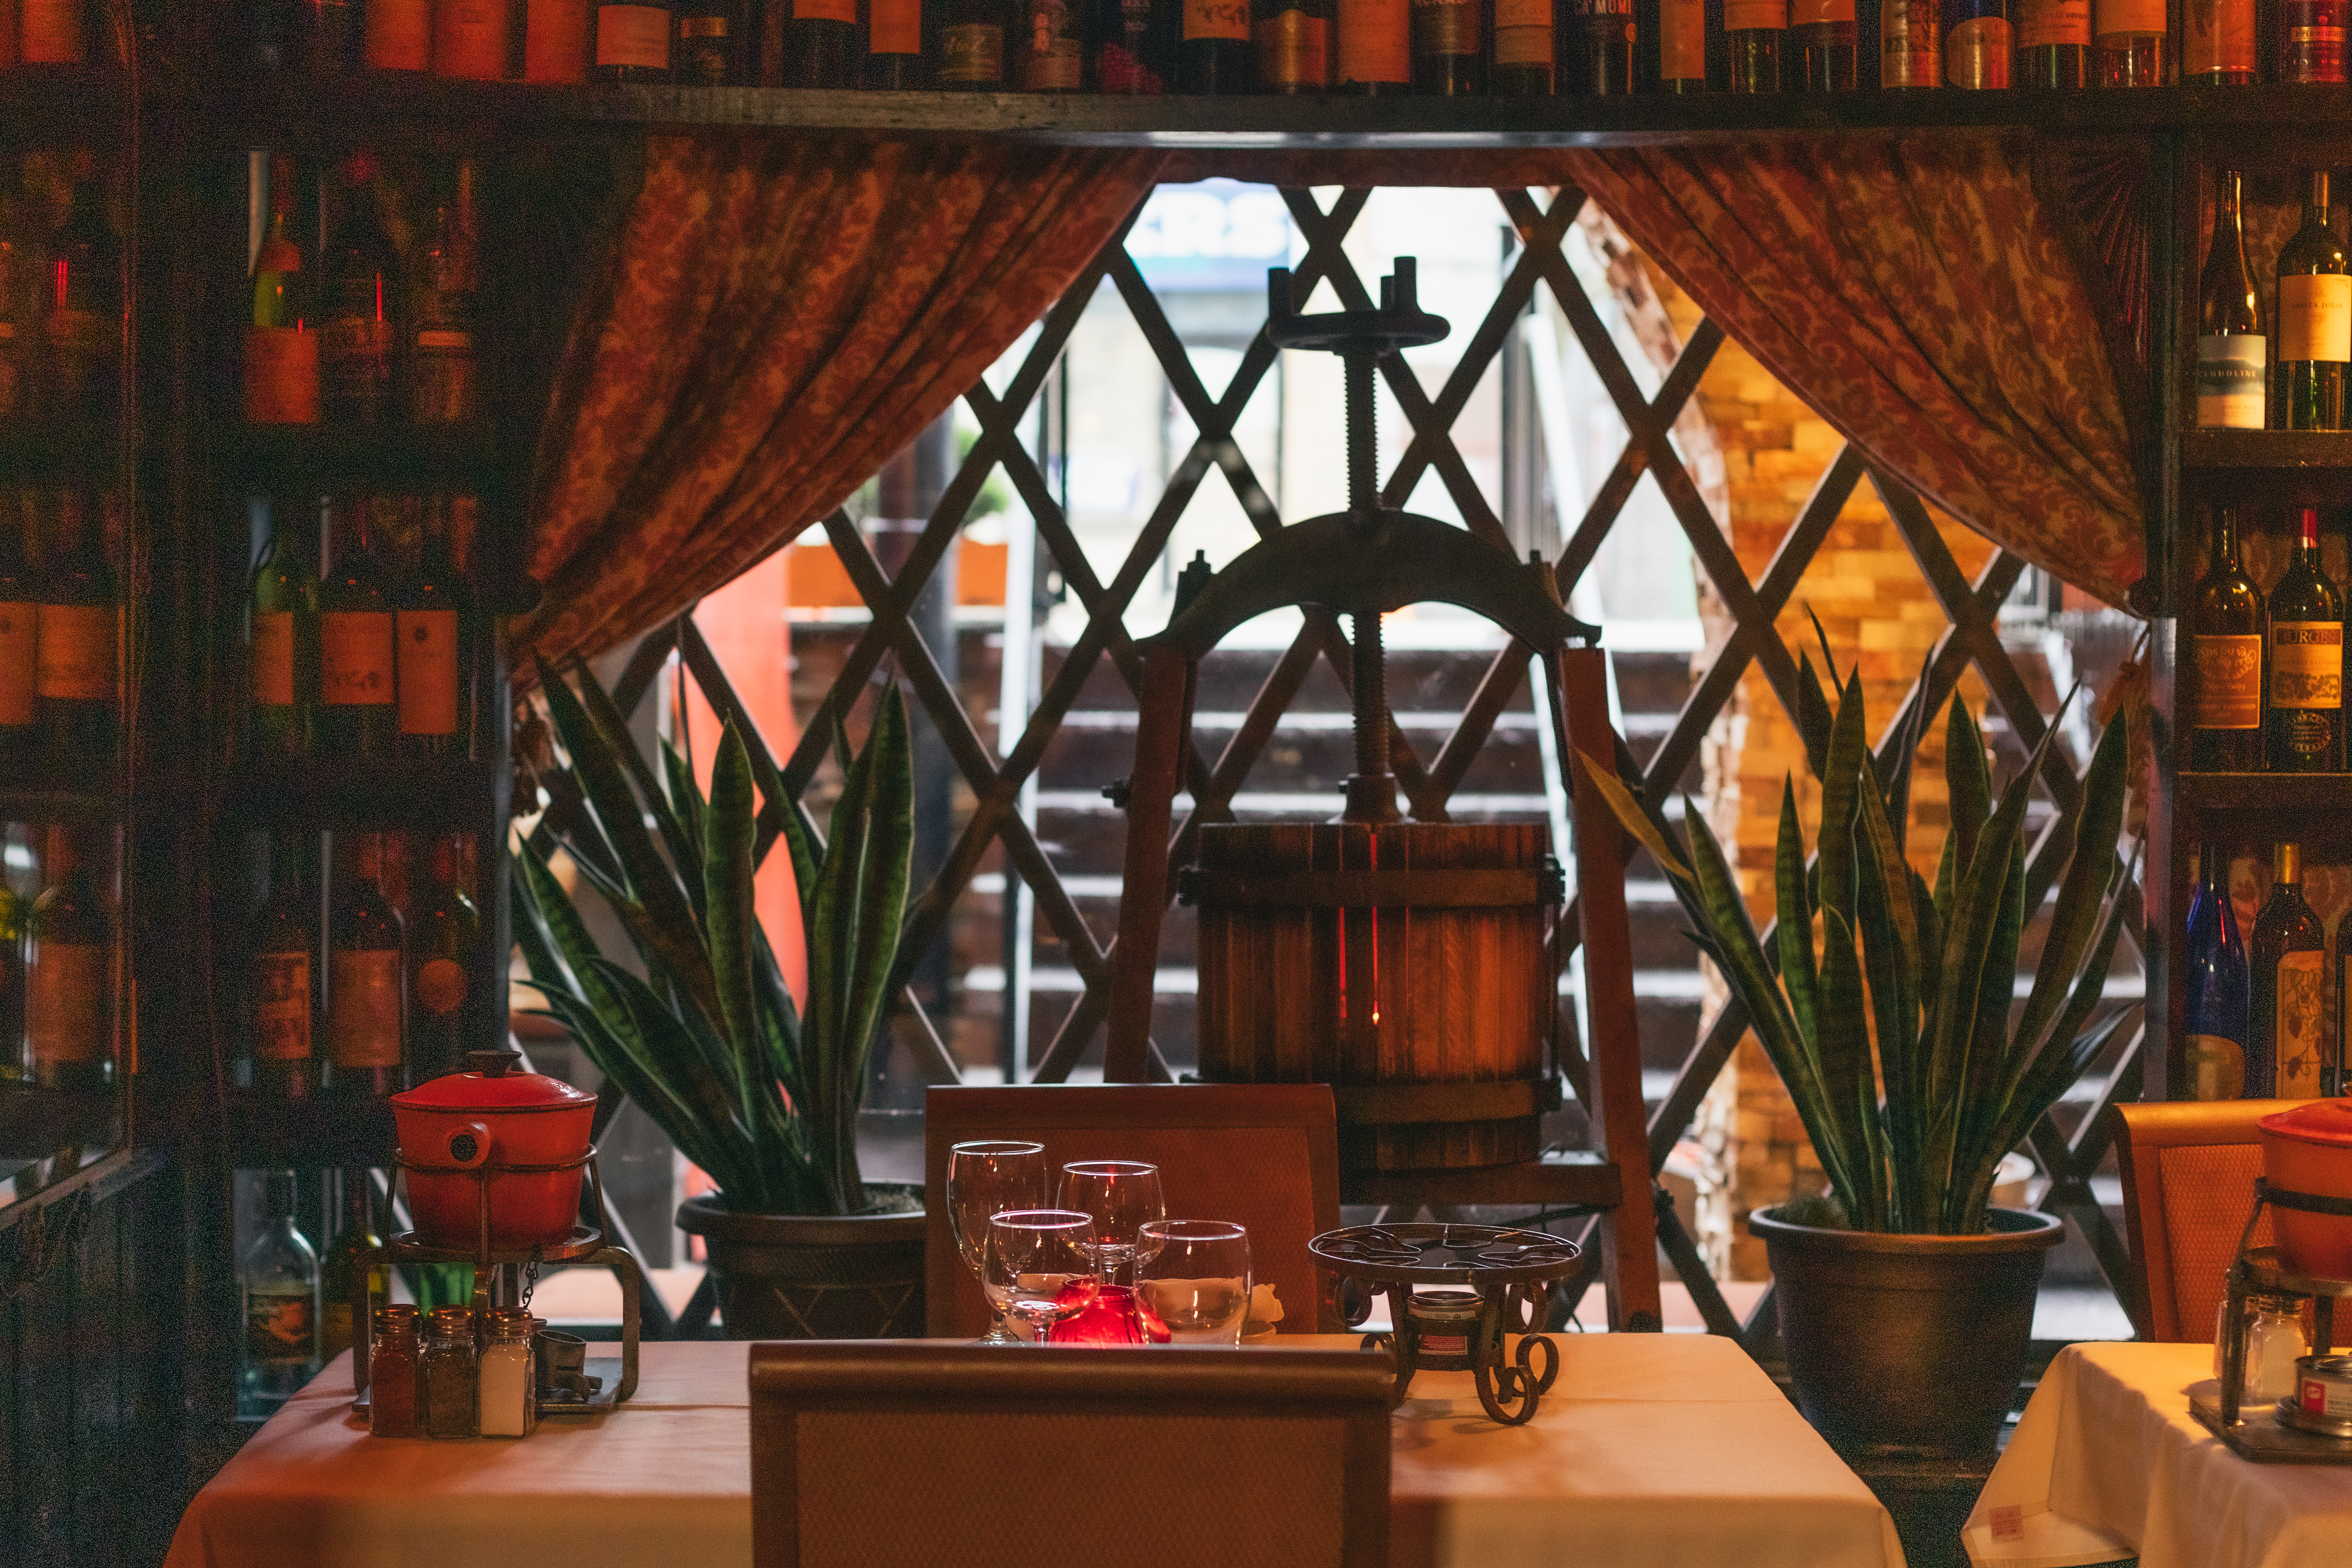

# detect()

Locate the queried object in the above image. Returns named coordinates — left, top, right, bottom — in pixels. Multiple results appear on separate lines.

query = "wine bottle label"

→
left=1410, top=0, right=1478, bottom=51
left=2184, top=0, right=2255, bottom=72
left=1791, top=0, right=1856, bottom=24
left=254, top=951, right=314, bottom=1062
left=870, top=0, right=923, bottom=51
left=2197, top=336, right=2268, bottom=429
left=596, top=4, right=672, bottom=67
left=941, top=22, right=1005, bottom=80
left=2281, top=274, right=2352, bottom=363
left=1724, top=0, right=1787, bottom=27
left=2276, top=950, right=2326, bottom=1098
left=244, top=327, right=322, bottom=426
left=2092, top=0, right=2159, bottom=32
left=396, top=608, right=461, bottom=737
left=1494, top=0, right=1551, bottom=60
left=0, top=601, right=36, bottom=728
left=415, top=956, right=469, bottom=1017
left=37, top=603, right=116, bottom=703
left=247, top=1285, right=314, bottom=1368
left=1944, top=14, right=2011, bottom=84
left=2283, top=0, right=2346, bottom=83
left=2016, top=0, right=2087, bottom=47
left=1339, top=0, right=1410, bottom=80
left=28, top=942, right=105, bottom=1063
left=330, top=949, right=404, bottom=1068
left=797, top=0, right=855, bottom=20
left=1187, top=0, right=1251, bottom=40
left=1661, top=0, right=1706, bottom=75
left=252, top=610, right=298, bottom=709
left=1256, top=10, right=1330, bottom=80
left=2185, top=1033, right=2246, bottom=1100
left=525, top=0, right=592, bottom=78
left=323, top=317, right=395, bottom=401
left=19, top=0, right=85, bottom=62
left=367, top=0, right=435, bottom=67
left=434, top=0, right=508, bottom=77
left=1023, top=0, right=1084, bottom=84
left=679, top=13, right=726, bottom=31
left=320, top=611, right=396, bottom=708
left=2271, top=622, right=2344, bottom=709
left=1882, top=0, right=1941, bottom=83
left=2190, top=633, right=2263, bottom=730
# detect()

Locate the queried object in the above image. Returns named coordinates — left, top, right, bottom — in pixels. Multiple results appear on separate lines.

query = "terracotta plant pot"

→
left=1749, top=1205, right=2064, bottom=1461
left=676, top=1187, right=925, bottom=1339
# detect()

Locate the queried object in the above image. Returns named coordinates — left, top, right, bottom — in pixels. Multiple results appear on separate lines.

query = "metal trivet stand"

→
left=349, top=1146, right=642, bottom=1419
left=2188, top=1178, right=2352, bottom=1463
left=1310, top=1223, right=1581, bottom=1425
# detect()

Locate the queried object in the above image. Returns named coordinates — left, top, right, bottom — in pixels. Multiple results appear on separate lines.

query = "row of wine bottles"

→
left=0, top=821, right=118, bottom=1093
left=246, top=494, right=479, bottom=763
left=2181, top=841, right=2345, bottom=1102
left=241, top=828, right=488, bottom=1100
left=243, top=1169, right=423, bottom=1411
left=0, top=489, right=120, bottom=763
left=0, top=152, right=122, bottom=425
left=2197, top=169, right=2352, bottom=432
left=2187, top=505, right=2351, bottom=772
left=245, top=152, right=481, bottom=429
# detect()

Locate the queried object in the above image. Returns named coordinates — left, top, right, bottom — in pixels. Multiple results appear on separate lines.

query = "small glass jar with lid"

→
left=2215, top=1291, right=2310, bottom=1405
left=478, top=1306, right=537, bottom=1437
left=421, top=1304, right=479, bottom=1438
left=368, top=1304, right=422, bottom=1438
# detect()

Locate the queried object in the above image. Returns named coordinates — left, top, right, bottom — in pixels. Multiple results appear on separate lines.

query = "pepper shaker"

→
left=421, top=1305, right=479, bottom=1438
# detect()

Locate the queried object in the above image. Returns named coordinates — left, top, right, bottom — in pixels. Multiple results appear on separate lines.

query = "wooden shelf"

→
left=220, top=1090, right=395, bottom=1168
left=0, top=419, right=125, bottom=485
left=2182, top=430, right=2352, bottom=471
left=0, top=1084, right=119, bottom=1159
left=0, top=66, right=132, bottom=142
left=2178, top=771, right=2352, bottom=817
left=0, top=756, right=120, bottom=820
left=216, top=426, right=505, bottom=497
left=221, top=757, right=499, bottom=829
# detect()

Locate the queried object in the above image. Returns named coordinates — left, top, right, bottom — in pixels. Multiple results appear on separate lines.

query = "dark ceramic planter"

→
left=1749, top=1205, right=2064, bottom=1462
left=676, top=1186, right=926, bottom=1340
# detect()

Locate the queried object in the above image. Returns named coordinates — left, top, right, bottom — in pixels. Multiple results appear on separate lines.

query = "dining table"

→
left=165, top=1332, right=1908, bottom=1568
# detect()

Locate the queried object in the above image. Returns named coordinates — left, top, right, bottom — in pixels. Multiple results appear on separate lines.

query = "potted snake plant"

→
left=1577, top=644, right=2135, bottom=1461
left=511, top=658, right=921, bottom=1338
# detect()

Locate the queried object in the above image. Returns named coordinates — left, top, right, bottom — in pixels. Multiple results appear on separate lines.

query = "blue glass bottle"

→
left=2181, top=843, right=2251, bottom=1100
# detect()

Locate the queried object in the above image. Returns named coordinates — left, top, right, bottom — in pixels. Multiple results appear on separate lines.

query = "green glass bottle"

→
left=2248, top=841, right=2327, bottom=1100
left=329, top=831, right=405, bottom=1098
left=2265, top=505, right=2345, bottom=772
left=318, top=1170, right=386, bottom=1363
left=35, top=489, right=119, bottom=767
left=2278, top=171, right=2350, bottom=432
left=25, top=822, right=112, bottom=1092
left=406, top=833, right=481, bottom=1081
left=249, top=499, right=319, bottom=764
left=316, top=498, right=396, bottom=759
left=251, top=828, right=320, bottom=1102
left=0, top=497, right=39, bottom=757
left=396, top=502, right=471, bottom=759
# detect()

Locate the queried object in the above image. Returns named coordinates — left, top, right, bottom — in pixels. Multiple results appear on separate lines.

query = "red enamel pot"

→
left=2259, top=1099, right=2352, bottom=1279
left=392, top=1049, right=598, bottom=1250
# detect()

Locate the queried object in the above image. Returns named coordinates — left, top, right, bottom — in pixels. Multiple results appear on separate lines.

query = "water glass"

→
left=1057, top=1160, right=1165, bottom=1284
left=984, top=1209, right=1102, bottom=1342
left=1133, top=1220, right=1251, bottom=1345
left=947, top=1140, right=1047, bottom=1344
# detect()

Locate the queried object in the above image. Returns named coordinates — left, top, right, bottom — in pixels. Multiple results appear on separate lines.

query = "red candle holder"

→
left=1048, top=1284, right=1145, bottom=1344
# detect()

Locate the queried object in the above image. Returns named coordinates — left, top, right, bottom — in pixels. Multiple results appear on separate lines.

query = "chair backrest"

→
left=923, top=1083, right=1343, bottom=1337
left=2113, top=1099, right=2298, bottom=1341
left=749, top=1342, right=1393, bottom=1568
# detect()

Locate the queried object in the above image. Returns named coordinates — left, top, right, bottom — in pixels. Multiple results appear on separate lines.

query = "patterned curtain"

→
left=517, top=134, right=1167, bottom=670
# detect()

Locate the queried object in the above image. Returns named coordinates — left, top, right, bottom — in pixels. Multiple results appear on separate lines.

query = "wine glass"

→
left=983, top=1210, right=1101, bottom=1343
left=1133, top=1221, right=1252, bottom=1345
left=1057, top=1160, right=1165, bottom=1284
left=947, top=1140, right=1047, bottom=1344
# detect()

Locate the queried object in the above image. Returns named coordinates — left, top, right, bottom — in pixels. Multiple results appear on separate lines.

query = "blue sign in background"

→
left=1126, top=181, right=1293, bottom=294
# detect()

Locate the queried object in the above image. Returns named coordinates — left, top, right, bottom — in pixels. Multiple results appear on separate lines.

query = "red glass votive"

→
left=1048, top=1284, right=1144, bottom=1344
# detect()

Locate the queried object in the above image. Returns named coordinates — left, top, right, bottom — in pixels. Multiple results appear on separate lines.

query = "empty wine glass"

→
left=984, top=1210, right=1101, bottom=1343
left=1133, top=1221, right=1252, bottom=1345
left=947, top=1140, right=1047, bottom=1344
left=1057, top=1160, right=1165, bottom=1284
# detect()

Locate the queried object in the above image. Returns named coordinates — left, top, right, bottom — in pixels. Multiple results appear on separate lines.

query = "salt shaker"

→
left=421, top=1305, right=479, bottom=1438
left=478, top=1307, right=537, bottom=1437
left=2215, top=1291, right=2310, bottom=1405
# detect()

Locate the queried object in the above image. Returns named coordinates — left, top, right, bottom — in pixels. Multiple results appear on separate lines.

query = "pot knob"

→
left=467, top=1048, right=524, bottom=1078
left=444, top=1121, right=495, bottom=1169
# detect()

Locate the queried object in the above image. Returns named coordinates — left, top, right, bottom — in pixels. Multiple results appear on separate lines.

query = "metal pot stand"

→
left=2190, top=1179, right=2352, bottom=1462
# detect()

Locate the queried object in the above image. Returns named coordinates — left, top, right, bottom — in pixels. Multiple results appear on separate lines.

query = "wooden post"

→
left=1104, top=644, right=1194, bottom=1083
left=1556, top=646, right=1664, bottom=1332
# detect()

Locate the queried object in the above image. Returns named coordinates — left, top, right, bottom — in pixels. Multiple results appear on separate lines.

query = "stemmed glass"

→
left=947, top=1141, right=1046, bottom=1344
left=983, top=1210, right=1101, bottom=1343
left=1057, top=1161, right=1166, bottom=1285
left=1133, top=1221, right=1252, bottom=1345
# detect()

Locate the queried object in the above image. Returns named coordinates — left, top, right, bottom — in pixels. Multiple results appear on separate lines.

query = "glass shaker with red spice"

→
left=368, top=1303, right=422, bottom=1438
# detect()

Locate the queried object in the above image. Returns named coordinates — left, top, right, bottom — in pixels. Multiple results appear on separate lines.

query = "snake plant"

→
left=510, top=658, right=914, bottom=1218
left=1577, top=651, right=2135, bottom=1235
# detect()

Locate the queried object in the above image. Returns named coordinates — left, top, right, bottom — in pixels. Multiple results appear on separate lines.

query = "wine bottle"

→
left=2278, top=0, right=2346, bottom=81
left=2188, top=507, right=2265, bottom=772
left=44, top=153, right=119, bottom=425
left=245, top=154, right=318, bottom=427
left=318, top=1170, right=386, bottom=1363
left=35, top=488, right=117, bottom=763
left=1180, top=0, right=1254, bottom=87
left=2198, top=169, right=2265, bottom=431
left=1726, top=0, right=1786, bottom=87
left=2013, top=0, right=2086, bottom=84
left=366, top=0, right=437, bottom=68
left=1659, top=0, right=1706, bottom=85
left=316, top=497, right=397, bottom=759
left=248, top=0, right=312, bottom=66
left=320, top=155, right=397, bottom=427
left=407, top=834, right=481, bottom=1079
left=0, top=166, right=26, bottom=420
left=2265, top=505, right=2345, bottom=772
left=17, top=0, right=85, bottom=62
left=783, top=0, right=855, bottom=81
left=1020, top=0, right=1087, bottom=87
left=1251, top=0, right=1327, bottom=90
left=1942, top=0, right=2008, bottom=83
left=396, top=502, right=470, bottom=758
left=1491, top=0, right=1553, bottom=91
left=249, top=498, right=319, bottom=763
left=0, top=878, right=25, bottom=1088
left=525, top=0, right=595, bottom=77
left=25, top=823, right=111, bottom=1092
left=329, top=831, right=406, bottom=1098
left=434, top=0, right=513, bottom=75
left=410, top=160, right=481, bottom=427
left=1336, top=0, right=1410, bottom=86
left=1407, top=0, right=1480, bottom=88
left=677, top=0, right=747, bottom=79
left=2181, top=0, right=2252, bottom=80
left=313, top=0, right=365, bottom=69
left=2278, top=171, right=2349, bottom=432
left=250, top=829, right=320, bottom=1100
left=1880, top=0, right=1939, bottom=81
left=2181, top=842, right=2251, bottom=1100
left=940, top=0, right=1011, bottom=83
left=241, top=1172, right=321, bottom=1411
left=1789, top=0, right=1853, bottom=84
left=2248, top=842, right=2327, bottom=1100
left=865, top=0, right=929, bottom=82
left=594, top=0, right=675, bottom=79
left=2092, top=0, right=2162, bottom=83
left=0, top=500, right=37, bottom=755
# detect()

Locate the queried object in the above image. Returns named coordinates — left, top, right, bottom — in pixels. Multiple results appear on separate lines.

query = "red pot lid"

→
left=392, top=1050, right=596, bottom=1113
left=2259, top=1099, right=2352, bottom=1148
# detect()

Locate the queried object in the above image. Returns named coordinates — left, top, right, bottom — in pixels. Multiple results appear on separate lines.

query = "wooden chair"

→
left=2112, top=1099, right=2303, bottom=1341
left=923, top=1083, right=1344, bottom=1337
left=748, top=1342, right=1393, bottom=1568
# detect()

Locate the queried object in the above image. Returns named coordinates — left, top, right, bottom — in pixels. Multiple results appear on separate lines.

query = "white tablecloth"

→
left=1966, top=1342, right=2352, bottom=1568
left=168, top=1335, right=1903, bottom=1568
